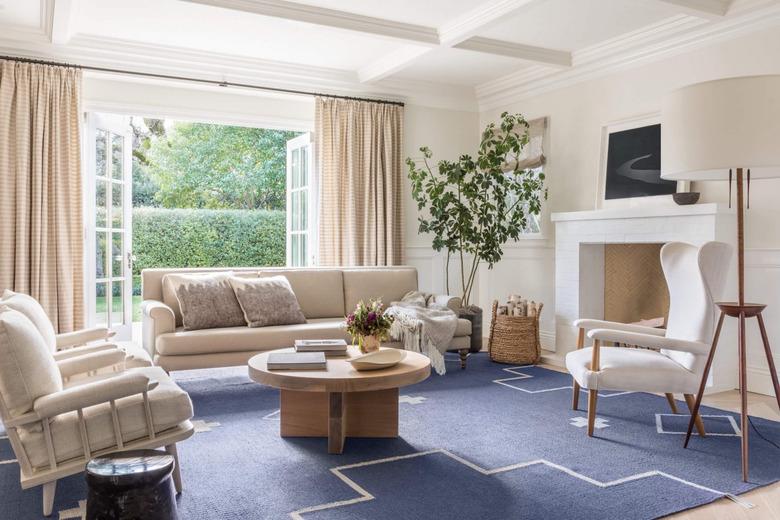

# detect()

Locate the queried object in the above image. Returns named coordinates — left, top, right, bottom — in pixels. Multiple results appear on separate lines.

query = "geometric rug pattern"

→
left=1, top=353, right=779, bottom=519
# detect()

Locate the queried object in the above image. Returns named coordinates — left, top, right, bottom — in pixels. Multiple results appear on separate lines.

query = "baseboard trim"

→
left=747, top=366, right=778, bottom=397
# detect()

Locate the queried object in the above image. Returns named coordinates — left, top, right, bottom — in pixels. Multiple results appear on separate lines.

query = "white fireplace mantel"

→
left=551, top=202, right=738, bottom=393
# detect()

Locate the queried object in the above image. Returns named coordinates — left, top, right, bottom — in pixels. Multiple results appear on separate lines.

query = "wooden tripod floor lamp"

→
left=661, top=75, right=780, bottom=482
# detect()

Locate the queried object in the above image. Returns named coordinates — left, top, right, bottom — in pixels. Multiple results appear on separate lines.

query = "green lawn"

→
left=95, top=295, right=143, bottom=322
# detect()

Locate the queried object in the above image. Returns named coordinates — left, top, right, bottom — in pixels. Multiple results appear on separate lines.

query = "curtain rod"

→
left=0, top=54, right=405, bottom=107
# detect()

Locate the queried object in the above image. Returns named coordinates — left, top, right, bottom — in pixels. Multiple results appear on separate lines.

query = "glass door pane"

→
left=86, top=113, right=133, bottom=340
left=286, top=133, right=313, bottom=267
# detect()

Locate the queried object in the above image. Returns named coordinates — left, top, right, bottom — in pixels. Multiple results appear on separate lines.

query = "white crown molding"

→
left=0, top=32, right=479, bottom=111
left=181, top=0, right=440, bottom=45
left=454, top=37, right=571, bottom=68
left=656, top=0, right=732, bottom=19
left=476, top=0, right=780, bottom=111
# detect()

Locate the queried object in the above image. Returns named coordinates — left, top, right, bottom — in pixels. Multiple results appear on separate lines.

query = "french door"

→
left=85, top=113, right=133, bottom=339
left=286, top=132, right=315, bottom=266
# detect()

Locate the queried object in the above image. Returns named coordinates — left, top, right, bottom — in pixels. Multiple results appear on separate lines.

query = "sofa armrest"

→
left=142, top=300, right=176, bottom=358
left=429, top=294, right=462, bottom=312
left=56, top=349, right=126, bottom=379
left=34, top=373, right=156, bottom=419
left=56, top=327, right=116, bottom=349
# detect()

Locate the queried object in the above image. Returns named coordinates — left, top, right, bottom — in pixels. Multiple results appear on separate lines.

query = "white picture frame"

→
left=597, top=113, right=689, bottom=209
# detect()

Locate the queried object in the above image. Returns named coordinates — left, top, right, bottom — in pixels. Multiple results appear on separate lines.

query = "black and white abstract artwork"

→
left=604, top=123, right=676, bottom=200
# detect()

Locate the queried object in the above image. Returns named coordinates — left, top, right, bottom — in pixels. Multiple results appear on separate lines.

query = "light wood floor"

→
left=538, top=363, right=780, bottom=520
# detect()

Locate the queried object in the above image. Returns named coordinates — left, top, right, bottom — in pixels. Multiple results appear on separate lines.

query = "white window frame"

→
left=286, top=132, right=317, bottom=266
left=83, top=112, right=133, bottom=339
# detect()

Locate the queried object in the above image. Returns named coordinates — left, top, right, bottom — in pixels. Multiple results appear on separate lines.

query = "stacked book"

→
left=266, top=352, right=326, bottom=370
left=266, top=340, right=349, bottom=371
left=294, top=339, right=348, bottom=357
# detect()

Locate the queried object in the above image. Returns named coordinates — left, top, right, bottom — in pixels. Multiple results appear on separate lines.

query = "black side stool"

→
left=86, top=449, right=178, bottom=520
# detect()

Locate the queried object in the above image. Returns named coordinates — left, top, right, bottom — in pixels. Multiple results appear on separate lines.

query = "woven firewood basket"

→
left=487, top=300, right=543, bottom=365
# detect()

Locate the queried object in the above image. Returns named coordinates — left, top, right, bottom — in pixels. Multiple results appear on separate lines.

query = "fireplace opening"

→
left=604, top=243, right=669, bottom=328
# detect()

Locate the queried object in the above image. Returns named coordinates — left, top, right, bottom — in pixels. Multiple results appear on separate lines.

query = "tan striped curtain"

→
left=315, top=97, right=404, bottom=266
left=0, top=60, right=84, bottom=332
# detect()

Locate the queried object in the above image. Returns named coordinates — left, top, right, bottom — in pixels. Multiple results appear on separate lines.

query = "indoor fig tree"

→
left=406, top=112, right=547, bottom=309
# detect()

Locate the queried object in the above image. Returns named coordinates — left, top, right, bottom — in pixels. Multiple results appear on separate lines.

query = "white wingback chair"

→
left=565, top=241, right=732, bottom=437
left=0, top=306, right=194, bottom=516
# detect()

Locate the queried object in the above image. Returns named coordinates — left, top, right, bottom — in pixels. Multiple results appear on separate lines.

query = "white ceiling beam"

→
left=357, top=0, right=553, bottom=83
left=49, top=0, right=79, bottom=45
left=184, top=0, right=568, bottom=84
left=438, top=0, right=542, bottom=47
left=182, top=0, right=440, bottom=44
left=454, top=37, right=571, bottom=68
left=358, top=45, right=431, bottom=83
left=654, top=0, right=731, bottom=19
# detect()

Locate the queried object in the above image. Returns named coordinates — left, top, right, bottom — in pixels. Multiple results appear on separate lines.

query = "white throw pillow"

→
left=228, top=276, right=306, bottom=328
left=0, top=306, right=62, bottom=417
left=1, top=290, right=57, bottom=352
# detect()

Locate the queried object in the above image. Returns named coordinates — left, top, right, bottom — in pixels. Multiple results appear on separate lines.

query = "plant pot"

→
left=358, top=334, right=381, bottom=354
left=458, top=305, right=483, bottom=353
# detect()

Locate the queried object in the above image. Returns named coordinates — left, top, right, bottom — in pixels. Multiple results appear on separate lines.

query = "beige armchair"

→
left=2, top=290, right=152, bottom=372
left=0, top=306, right=194, bottom=516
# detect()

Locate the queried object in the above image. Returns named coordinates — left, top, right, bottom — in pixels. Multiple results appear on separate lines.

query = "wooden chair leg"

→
left=165, top=444, right=183, bottom=494
left=587, top=389, right=598, bottom=437
left=684, top=394, right=706, bottom=437
left=572, top=380, right=580, bottom=410
left=665, top=393, right=679, bottom=414
left=42, top=480, right=56, bottom=517
left=459, top=349, right=468, bottom=370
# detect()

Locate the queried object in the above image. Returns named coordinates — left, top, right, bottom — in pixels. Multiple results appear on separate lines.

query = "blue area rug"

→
left=2, top=353, right=780, bottom=519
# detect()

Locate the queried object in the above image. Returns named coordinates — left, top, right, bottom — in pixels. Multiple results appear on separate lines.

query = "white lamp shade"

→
left=661, top=75, right=780, bottom=181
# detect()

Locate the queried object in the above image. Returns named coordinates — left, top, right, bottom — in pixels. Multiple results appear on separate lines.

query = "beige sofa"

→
left=141, top=266, right=472, bottom=372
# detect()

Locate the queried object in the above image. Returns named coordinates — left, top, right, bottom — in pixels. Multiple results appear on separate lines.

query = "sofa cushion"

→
left=0, top=307, right=63, bottom=417
left=257, top=269, right=345, bottom=319
left=342, top=268, right=418, bottom=314
left=229, top=275, right=306, bottom=328
left=164, top=272, right=247, bottom=330
left=155, top=318, right=351, bottom=356
left=161, top=271, right=257, bottom=326
left=1, top=290, right=57, bottom=352
left=19, top=366, right=193, bottom=468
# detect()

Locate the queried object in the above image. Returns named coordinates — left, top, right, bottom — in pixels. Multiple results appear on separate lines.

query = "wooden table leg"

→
left=738, top=312, right=749, bottom=482
left=684, top=311, right=725, bottom=448
left=328, top=392, right=345, bottom=454
left=757, top=313, right=780, bottom=411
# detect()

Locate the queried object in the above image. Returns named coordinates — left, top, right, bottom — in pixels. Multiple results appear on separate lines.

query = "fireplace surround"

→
left=551, top=203, right=737, bottom=392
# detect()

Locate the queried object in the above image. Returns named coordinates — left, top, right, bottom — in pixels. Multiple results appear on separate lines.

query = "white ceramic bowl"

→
left=349, top=348, right=407, bottom=371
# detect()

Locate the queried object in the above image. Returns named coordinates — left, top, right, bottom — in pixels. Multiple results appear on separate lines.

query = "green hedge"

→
left=132, top=207, right=286, bottom=294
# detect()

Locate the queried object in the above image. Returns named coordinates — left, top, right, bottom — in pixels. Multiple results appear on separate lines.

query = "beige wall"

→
left=402, top=104, right=480, bottom=295
left=480, top=25, right=780, bottom=248
left=479, top=26, right=780, bottom=392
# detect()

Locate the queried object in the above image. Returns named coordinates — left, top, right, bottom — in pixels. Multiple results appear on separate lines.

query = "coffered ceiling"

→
left=0, top=0, right=778, bottom=110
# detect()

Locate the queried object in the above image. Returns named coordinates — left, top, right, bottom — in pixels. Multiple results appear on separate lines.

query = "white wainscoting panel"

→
left=744, top=248, right=780, bottom=397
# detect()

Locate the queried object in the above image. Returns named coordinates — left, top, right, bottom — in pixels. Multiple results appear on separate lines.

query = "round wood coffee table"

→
left=248, top=347, right=430, bottom=453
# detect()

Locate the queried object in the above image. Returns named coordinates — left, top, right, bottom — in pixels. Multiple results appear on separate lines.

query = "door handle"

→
left=127, top=252, right=136, bottom=271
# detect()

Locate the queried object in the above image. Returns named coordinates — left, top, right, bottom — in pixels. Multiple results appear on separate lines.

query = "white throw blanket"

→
left=386, top=291, right=458, bottom=375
